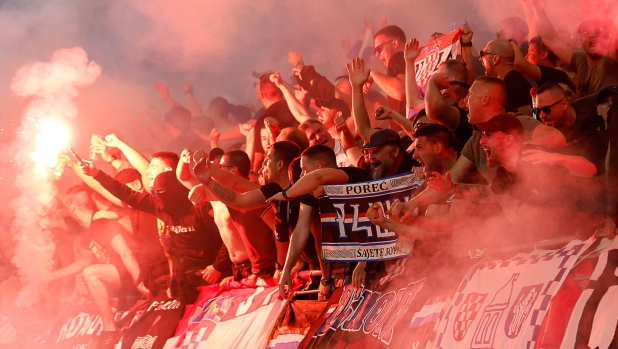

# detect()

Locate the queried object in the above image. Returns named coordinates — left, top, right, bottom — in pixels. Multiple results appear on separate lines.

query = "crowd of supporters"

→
left=4, top=2, right=618, bottom=348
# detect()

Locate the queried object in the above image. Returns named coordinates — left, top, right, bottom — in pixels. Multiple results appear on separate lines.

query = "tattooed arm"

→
left=204, top=180, right=270, bottom=210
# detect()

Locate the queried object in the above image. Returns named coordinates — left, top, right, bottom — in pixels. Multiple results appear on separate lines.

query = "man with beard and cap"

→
left=530, top=0, right=618, bottom=98
left=265, top=144, right=370, bottom=300
left=424, top=113, right=604, bottom=242
left=48, top=185, right=144, bottom=349
left=389, top=76, right=566, bottom=222
left=533, top=82, right=607, bottom=176
left=362, top=128, right=416, bottom=179
left=480, top=38, right=533, bottom=115
left=81, top=153, right=231, bottom=304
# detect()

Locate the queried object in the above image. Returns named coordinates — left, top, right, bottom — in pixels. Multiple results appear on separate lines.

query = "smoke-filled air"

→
left=0, top=0, right=617, bottom=348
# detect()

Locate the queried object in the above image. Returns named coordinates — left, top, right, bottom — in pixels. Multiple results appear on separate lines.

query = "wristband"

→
left=282, top=188, right=290, bottom=200
left=320, top=278, right=334, bottom=286
left=275, top=262, right=283, bottom=271
left=460, top=39, right=472, bottom=47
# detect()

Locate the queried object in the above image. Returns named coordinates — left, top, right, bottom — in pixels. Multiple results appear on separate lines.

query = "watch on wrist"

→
left=275, top=262, right=283, bottom=271
left=282, top=188, right=290, bottom=200
left=460, top=39, right=472, bottom=47
left=320, top=278, right=334, bottom=286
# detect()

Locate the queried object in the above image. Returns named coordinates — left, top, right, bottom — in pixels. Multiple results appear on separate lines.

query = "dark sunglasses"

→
left=480, top=50, right=498, bottom=58
left=374, top=40, right=394, bottom=55
left=533, top=99, right=566, bottom=115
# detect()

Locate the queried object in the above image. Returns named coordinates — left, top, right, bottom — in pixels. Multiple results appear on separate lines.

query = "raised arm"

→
left=373, top=105, right=416, bottom=137
left=404, top=38, right=425, bottom=111
left=266, top=168, right=350, bottom=202
left=58, top=155, right=125, bottom=207
left=270, top=72, right=316, bottom=124
left=511, top=40, right=542, bottom=81
left=153, top=81, right=181, bottom=109
left=425, top=72, right=463, bottom=132
left=460, top=24, right=476, bottom=85
left=183, top=83, right=207, bottom=117
left=102, top=134, right=150, bottom=176
left=530, top=0, right=575, bottom=66
left=194, top=162, right=267, bottom=210
left=335, top=116, right=363, bottom=166
left=176, top=149, right=201, bottom=189
left=347, top=58, right=377, bottom=141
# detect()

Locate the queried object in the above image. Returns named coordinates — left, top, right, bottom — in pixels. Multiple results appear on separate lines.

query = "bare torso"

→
left=211, top=201, right=249, bottom=265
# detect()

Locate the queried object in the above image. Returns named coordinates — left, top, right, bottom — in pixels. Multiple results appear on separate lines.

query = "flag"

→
left=320, top=173, right=424, bottom=263
left=413, top=29, right=462, bottom=90
left=560, top=238, right=618, bottom=349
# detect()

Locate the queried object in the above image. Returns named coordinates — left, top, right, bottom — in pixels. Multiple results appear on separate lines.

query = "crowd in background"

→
left=2, top=0, right=618, bottom=348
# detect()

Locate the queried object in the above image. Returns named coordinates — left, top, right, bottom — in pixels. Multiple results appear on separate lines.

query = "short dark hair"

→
left=537, top=82, right=567, bottom=99
left=208, top=97, right=229, bottom=116
left=278, top=127, right=310, bottom=151
left=260, top=74, right=283, bottom=101
left=440, top=59, right=468, bottom=83
left=288, top=157, right=302, bottom=185
left=474, top=76, right=508, bottom=107
left=529, top=36, right=558, bottom=66
left=334, top=75, right=349, bottom=82
left=151, top=151, right=180, bottom=169
left=225, top=150, right=251, bottom=179
left=114, top=168, right=142, bottom=185
left=271, top=141, right=302, bottom=169
left=301, top=144, right=337, bottom=168
left=374, top=25, right=406, bottom=45
left=164, top=106, right=192, bottom=132
left=412, top=124, right=457, bottom=152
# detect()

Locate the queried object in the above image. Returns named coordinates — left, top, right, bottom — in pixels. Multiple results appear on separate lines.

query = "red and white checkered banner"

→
left=434, top=238, right=594, bottom=349
left=414, top=29, right=461, bottom=89
left=164, top=275, right=309, bottom=349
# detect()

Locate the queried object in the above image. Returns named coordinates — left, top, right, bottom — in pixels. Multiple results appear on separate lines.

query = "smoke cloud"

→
left=9, top=47, right=100, bottom=308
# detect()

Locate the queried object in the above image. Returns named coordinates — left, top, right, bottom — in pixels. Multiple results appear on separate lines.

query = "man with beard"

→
left=533, top=82, right=607, bottom=176
left=363, top=128, right=416, bottom=180
left=81, top=152, right=230, bottom=303
left=530, top=0, right=618, bottom=98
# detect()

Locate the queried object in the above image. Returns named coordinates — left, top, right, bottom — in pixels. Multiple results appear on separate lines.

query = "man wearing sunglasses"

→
left=527, top=0, right=618, bottom=98
left=534, top=82, right=608, bottom=176
left=367, top=25, right=407, bottom=122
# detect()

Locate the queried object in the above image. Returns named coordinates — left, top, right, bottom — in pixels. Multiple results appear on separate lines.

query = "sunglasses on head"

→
left=533, top=99, right=566, bottom=115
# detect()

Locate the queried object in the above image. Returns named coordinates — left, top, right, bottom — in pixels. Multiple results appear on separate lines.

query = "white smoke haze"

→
left=0, top=0, right=613, bottom=314
left=9, top=47, right=101, bottom=308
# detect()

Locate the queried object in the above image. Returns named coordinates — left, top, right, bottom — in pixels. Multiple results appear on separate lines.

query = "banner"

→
left=165, top=275, right=308, bottom=349
left=320, top=173, right=424, bottom=263
left=560, top=238, right=618, bottom=349
left=434, top=238, right=594, bottom=349
left=414, top=28, right=462, bottom=89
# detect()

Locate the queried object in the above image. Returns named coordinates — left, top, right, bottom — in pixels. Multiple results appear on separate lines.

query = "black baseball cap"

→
left=362, top=129, right=401, bottom=150
left=596, top=85, right=618, bottom=104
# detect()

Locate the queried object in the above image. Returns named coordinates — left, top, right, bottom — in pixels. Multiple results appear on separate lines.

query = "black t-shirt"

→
left=504, top=70, right=532, bottom=109
left=537, top=65, right=574, bottom=90
left=387, top=51, right=407, bottom=116
left=561, top=97, right=609, bottom=175
left=454, top=107, right=473, bottom=148
left=78, top=218, right=131, bottom=282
